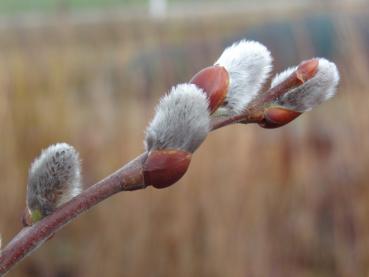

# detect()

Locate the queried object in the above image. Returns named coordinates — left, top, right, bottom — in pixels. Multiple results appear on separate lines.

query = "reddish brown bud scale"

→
left=259, top=106, right=301, bottom=129
left=296, top=58, right=319, bottom=84
left=190, top=66, right=229, bottom=114
left=143, top=149, right=192, bottom=189
left=257, top=59, right=319, bottom=106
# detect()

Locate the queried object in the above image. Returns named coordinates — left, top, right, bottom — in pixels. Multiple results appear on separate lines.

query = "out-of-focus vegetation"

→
left=0, top=0, right=246, bottom=15
left=1, top=1, right=369, bottom=276
left=0, top=0, right=143, bottom=14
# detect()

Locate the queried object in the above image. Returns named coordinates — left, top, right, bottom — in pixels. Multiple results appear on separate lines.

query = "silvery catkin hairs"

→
left=27, top=143, right=82, bottom=218
left=215, top=40, right=273, bottom=115
left=271, top=58, right=339, bottom=112
left=145, top=83, right=210, bottom=153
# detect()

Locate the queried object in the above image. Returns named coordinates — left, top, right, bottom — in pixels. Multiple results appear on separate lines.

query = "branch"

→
left=0, top=153, right=147, bottom=276
left=0, top=58, right=319, bottom=276
left=211, top=58, right=318, bottom=130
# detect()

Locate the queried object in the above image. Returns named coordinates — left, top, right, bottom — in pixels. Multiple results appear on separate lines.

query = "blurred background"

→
left=1, top=0, right=369, bottom=276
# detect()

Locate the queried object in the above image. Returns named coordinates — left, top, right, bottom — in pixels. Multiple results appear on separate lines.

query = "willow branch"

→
left=0, top=59, right=317, bottom=276
left=0, top=153, right=147, bottom=276
left=211, top=58, right=318, bottom=130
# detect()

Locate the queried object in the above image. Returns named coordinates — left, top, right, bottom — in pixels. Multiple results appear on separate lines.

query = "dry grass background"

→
left=1, top=3, right=369, bottom=277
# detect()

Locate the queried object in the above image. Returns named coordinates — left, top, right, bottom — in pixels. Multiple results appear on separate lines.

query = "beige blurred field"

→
left=1, top=2, right=369, bottom=276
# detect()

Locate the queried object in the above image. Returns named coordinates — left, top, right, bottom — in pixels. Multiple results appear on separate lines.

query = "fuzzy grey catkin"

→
left=215, top=40, right=273, bottom=115
left=145, top=84, right=210, bottom=153
left=271, top=58, right=339, bottom=112
left=27, top=143, right=82, bottom=217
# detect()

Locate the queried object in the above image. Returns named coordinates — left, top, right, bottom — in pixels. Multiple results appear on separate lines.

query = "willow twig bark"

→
left=0, top=59, right=317, bottom=276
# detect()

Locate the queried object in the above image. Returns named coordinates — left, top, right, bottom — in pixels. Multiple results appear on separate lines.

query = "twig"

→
left=0, top=153, right=146, bottom=276
left=211, top=58, right=318, bottom=130
left=0, top=59, right=317, bottom=276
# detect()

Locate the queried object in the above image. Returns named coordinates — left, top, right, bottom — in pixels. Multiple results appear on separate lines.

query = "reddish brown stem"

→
left=210, top=111, right=262, bottom=130
left=0, top=58, right=319, bottom=276
left=0, top=153, right=147, bottom=276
